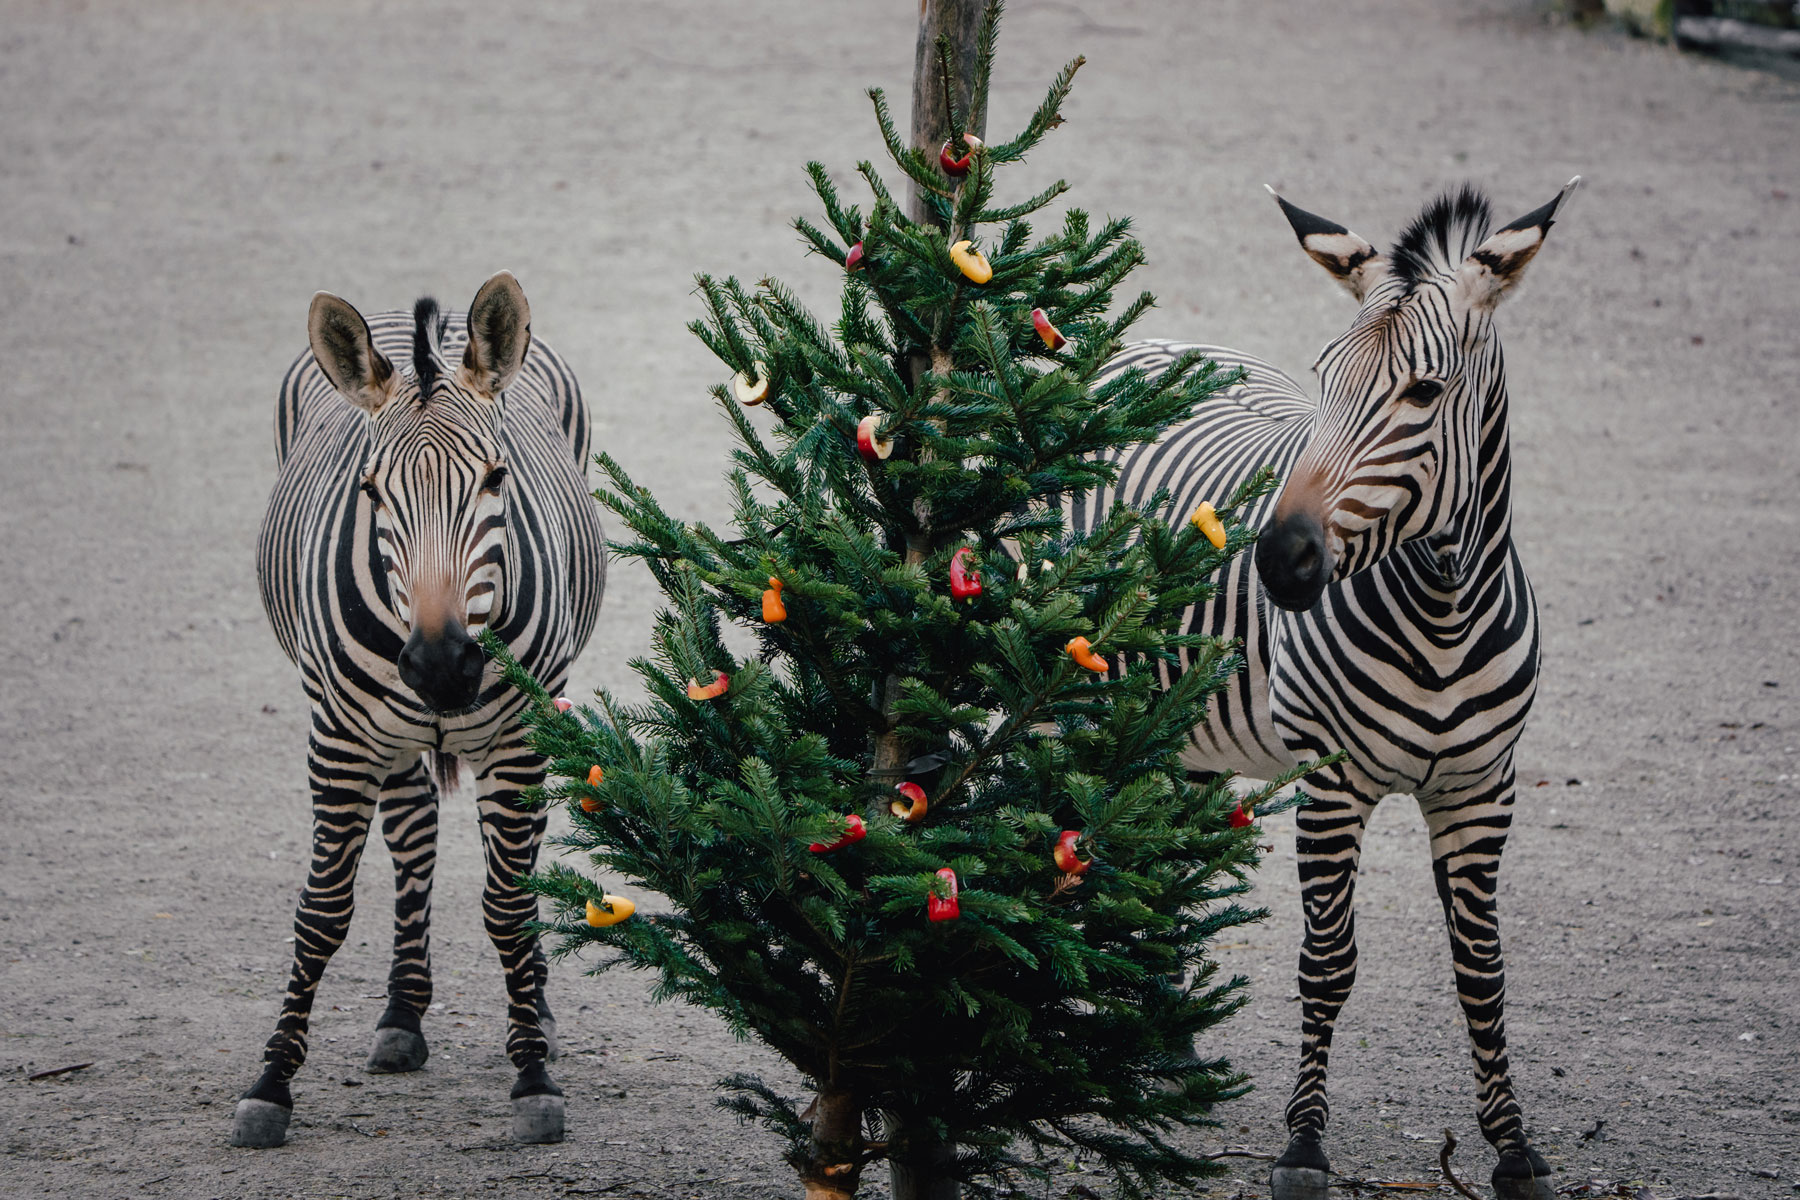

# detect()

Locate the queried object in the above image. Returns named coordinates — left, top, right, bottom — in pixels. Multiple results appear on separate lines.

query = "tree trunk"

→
left=886, top=7, right=986, bottom=1199
left=803, top=1088, right=867, bottom=1200
left=903, top=0, right=989, bottom=228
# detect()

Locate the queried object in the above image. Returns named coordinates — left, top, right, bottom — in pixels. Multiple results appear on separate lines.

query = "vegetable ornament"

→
left=809, top=814, right=867, bottom=854
left=585, top=896, right=636, bottom=927
left=1064, top=637, right=1109, bottom=673
left=948, top=240, right=992, bottom=284
left=926, top=868, right=960, bottom=923
left=949, top=547, right=982, bottom=602
left=1189, top=501, right=1227, bottom=550
left=762, top=577, right=787, bottom=624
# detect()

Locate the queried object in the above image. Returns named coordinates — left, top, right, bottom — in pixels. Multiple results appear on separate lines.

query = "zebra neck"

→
left=1412, top=378, right=1516, bottom=603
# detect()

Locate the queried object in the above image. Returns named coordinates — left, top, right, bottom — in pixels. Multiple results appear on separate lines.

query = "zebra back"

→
left=1069, top=340, right=1316, bottom=776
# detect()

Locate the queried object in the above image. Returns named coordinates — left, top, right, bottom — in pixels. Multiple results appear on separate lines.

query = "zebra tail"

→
left=427, top=751, right=463, bottom=799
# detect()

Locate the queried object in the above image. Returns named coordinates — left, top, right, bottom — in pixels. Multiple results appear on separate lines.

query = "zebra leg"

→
left=473, top=756, right=563, bottom=1144
left=232, top=746, right=382, bottom=1148
left=1422, top=769, right=1554, bottom=1200
left=1271, top=777, right=1376, bottom=1200
left=367, top=757, right=438, bottom=1073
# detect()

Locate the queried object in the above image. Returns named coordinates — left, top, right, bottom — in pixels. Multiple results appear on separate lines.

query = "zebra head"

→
left=307, top=272, right=533, bottom=714
left=1255, top=179, right=1580, bottom=612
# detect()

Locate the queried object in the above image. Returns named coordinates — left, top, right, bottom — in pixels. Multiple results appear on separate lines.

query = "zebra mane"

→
left=412, top=297, right=449, bottom=401
left=1390, top=185, right=1492, bottom=290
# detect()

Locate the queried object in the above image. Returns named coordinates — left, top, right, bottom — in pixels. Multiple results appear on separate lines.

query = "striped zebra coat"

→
left=234, top=273, right=605, bottom=1149
left=1073, top=181, right=1578, bottom=1200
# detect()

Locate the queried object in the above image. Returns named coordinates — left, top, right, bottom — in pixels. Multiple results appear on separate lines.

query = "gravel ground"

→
left=2, top=2, right=1796, bottom=1198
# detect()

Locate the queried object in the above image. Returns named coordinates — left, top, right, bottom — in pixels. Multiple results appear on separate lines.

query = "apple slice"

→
left=731, top=361, right=770, bottom=407
left=1228, top=802, right=1254, bottom=829
left=890, top=781, right=928, bottom=823
left=1031, top=309, right=1067, bottom=351
left=845, top=241, right=866, bottom=272
left=552, top=697, right=573, bottom=713
left=938, top=133, right=982, bottom=177
left=948, top=240, right=992, bottom=284
left=686, top=670, right=729, bottom=701
left=856, top=414, right=895, bottom=461
left=1052, top=830, right=1090, bottom=875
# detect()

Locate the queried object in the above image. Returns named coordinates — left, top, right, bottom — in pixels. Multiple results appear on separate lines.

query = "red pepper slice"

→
left=809, top=813, right=867, bottom=854
left=927, top=867, right=960, bottom=922
left=949, top=547, right=982, bottom=601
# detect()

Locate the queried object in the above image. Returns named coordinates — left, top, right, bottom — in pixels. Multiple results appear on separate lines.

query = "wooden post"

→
left=885, top=9, right=986, bottom=1194
left=903, top=0, right=989, bottom=228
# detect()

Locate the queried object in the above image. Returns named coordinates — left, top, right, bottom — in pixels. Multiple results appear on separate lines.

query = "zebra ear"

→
left=460, top=271, right=532, bottom=398
left=309, top=292, right=396, bottom=415
left=1458, top=176, right=1581, bottom=310
left=1267, top=185, right=1386, bottom=301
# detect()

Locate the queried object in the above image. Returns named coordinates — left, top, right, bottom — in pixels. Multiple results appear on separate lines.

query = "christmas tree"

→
left=487, top=5, right=1296, bottom=1195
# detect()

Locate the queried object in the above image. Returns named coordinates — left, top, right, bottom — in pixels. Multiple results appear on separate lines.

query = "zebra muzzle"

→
left=397, top=622, right=486, bottom=713
left=1257, top=511, right=1332, bottom=612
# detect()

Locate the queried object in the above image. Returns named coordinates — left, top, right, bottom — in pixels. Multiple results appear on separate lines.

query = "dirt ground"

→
left=2, top=1, right=1796, bottom=1197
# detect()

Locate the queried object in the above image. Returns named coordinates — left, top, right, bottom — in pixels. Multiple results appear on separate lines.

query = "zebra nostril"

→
left=1293, top=543, right=1320, bottom=579
left=460, top=641, right=485, bottom=680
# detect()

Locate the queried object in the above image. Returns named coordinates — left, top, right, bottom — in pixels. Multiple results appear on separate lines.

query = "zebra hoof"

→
left=1271, top=1132, right=1331, bottom=1200
left=229, top=1098, right=291, bottom=1148
left=367, top=1025, right=429, bottom=1073
left=511, top=1094, right=565, bottom=1144
left=1270, top=1165, right=1331, bottom=1200
left=1493, top=1149, right=1555, bottom=1200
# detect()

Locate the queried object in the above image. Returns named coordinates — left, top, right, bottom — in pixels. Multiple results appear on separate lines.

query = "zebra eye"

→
left=360, top=478, right=382, bottom=504
left=482, top=464, right=508, bottom=492
left=1402, top=379, right=1444, bottom=405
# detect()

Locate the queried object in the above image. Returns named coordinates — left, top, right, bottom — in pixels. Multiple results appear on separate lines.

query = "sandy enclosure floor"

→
left=1, top=1, right=1796, bottom=1197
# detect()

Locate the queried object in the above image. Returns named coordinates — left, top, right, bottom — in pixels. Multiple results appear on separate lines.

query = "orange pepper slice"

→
left=585, top=896, right=635, bottom=927
left=762, top=577, right=787, bottom=623
left=1065, top=636, right=1109, bottom=673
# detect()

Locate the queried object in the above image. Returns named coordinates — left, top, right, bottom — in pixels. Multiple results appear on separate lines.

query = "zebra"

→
left=1071, top=179, right=1580, bottom=1200
left=231, top=272, right=607, bottom=1149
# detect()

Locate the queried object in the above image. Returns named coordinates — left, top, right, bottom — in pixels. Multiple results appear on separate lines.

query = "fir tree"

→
left=487, top=5, right=1298, bottom=1196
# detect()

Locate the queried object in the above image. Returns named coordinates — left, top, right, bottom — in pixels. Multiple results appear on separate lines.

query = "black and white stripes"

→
left=1075, top=181, right=1578, bottom=1200
left=234, top=273, right=606, bottom=1149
